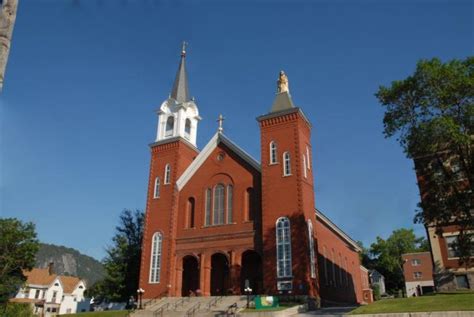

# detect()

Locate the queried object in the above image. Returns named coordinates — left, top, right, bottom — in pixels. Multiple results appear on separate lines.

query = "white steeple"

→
left=156, top=42, right=201, bottom=147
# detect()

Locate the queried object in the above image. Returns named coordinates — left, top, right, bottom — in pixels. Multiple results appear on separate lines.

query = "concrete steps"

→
left=131, top=295, right=248, bottom=317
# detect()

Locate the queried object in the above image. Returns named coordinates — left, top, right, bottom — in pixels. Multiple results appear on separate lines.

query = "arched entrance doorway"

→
left=240, top=250, right=262, bottom=294
left=210, top=253, right=229, bottom=296
left=182, top=256, right=200, bottom=297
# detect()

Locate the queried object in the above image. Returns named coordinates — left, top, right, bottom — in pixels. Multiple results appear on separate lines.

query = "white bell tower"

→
left=156, top=42, right=201, bottom=147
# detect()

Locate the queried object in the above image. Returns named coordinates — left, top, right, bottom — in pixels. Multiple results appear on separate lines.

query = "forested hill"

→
left=36, top=243, right=105, bottom=286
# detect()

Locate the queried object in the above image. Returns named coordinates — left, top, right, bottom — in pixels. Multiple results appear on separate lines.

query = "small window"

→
left=205, top=188, right=212, bottom=226
left=164, top=164, right=171, bottom=184
left=165, top=116, right=174, bottom=137
left=456, top=275, right=470, bottom=289
left=185, top=119, right=192, bottom=140
left=188, top=198, right=195, bottom=228
left=445, top=235, right=460, bottom=258
left=307, top=220, right=316, bottom=278
left=411, top=259, right=421, bottom=266
left=153, top=177, right=160, bottom=198
left=323, top=246, right=328, bottom=283
left=246, top=188, right=255, bottom=221
left=303, top=154, right=307, bottom=178
left=283, top=152, right=291, bottom=176
left=35, top=290, right=40, bottom=299
left=227, top=185, right=233, bottom=223
left=413, top=272, right=422, bottom=279
left=269, top=141, right=277, bottom=164
left=306, top=146, right=311, bottom=170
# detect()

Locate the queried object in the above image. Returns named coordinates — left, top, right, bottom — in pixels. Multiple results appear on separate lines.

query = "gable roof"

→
left=315, top=208, right=362, bottom=252
left=60, top=276, right=82, bottom=294
left=176, top=132, right=261, bottom=190
left=23, top=268, right=57, bottom=287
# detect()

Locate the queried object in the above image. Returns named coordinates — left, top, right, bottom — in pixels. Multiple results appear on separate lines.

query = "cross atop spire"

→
left=170, top=41, right=190, bottom=103
left=217, top=114, right=225, bottom=133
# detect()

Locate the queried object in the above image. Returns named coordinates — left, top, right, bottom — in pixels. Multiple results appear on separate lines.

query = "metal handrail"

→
left=185, top=302, right=201, bottom=317
left=173, top=296, right=190, bottom=309
left=226, top=303, right=238, bottom=317
left=207, top=296, right=223, bottom=310
left=153, top=302, right=170, bottom=317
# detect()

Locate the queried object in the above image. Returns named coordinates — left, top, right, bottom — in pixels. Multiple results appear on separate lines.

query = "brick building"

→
left=402, top=252, right=434, bottom=297
left=138, top=47, right=370, bottom=305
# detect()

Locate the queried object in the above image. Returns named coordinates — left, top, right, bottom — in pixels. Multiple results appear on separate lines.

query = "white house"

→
left=369, top=269, right=386, bottom=295
left=12, top=264, right=86, bottom=316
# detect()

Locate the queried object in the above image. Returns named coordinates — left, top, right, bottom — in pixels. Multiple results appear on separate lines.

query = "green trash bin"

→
left=255, top=296, right=279, bottom=309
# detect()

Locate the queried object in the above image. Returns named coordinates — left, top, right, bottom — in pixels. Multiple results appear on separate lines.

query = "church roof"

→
left=176, top=132, right=261, bottom=190
left=271, top=91, right=295, bottom=112
left=315, top=208, right=362, bottom=252
left=170, top=49, right=190, bottom=103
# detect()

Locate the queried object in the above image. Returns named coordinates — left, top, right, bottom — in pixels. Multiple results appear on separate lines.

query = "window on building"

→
left=332, top=250, right=336, bottom=285
left=188, top=198, right=195, bottom=228
left=227, top=185, right=233, bottom=223
left=246, top=188, right=255, bottom=221
left=339, top=253, right=343, bottom=285
left=165, top=116, right=174, bottom=137
left=307, top=220, right=316, bottom=278
left=456, top=274, right=470, bottom=289
left=149, top=232, right=162, bottom=283
left=412, top=259, right=421, bottom=266
left=52, top=291, right=57, bottom=301
left=276, top=217, right=292, bottom=278
left=185, top=119, right=191, bottom=140
left=345, top=257, right=349, bottom=286
left=205, top=188, right=212, bottom=226
left=164, top=164, right=171, bottom=184
left=213, top=184, right=225, bottom=225
left=283, top=152, right=291, bottom=176
left=35, top=289, right=40, bottom=299
left=413, top=272, right=422, bottom=279
left=153, top=177, right=160, bottom=198
left=323, top=246, right=328, bottom=284
left=269, top=141, right=277, bottom=164
left=303, top=154, right=307, bottom=178
left=306, top=146, right=311, bottom=170
left=446, top=235, right=460, bottom=258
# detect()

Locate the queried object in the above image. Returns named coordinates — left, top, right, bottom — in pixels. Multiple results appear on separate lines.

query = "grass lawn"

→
left=349, top=292, right=474, bottom=315
left=62, top=311, right=130, bottom=317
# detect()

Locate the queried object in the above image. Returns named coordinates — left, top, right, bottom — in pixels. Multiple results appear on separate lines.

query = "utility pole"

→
left=0, top=0, right=19, bottom=91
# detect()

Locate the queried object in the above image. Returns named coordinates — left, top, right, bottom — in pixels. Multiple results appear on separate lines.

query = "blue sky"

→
left=1, top=0, right=472, bottom=260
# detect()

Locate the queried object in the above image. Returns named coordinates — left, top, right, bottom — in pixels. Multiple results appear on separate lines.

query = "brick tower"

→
left=257, top=71, right=319, bottom=300
left=139, top=43, right=201, bottom=298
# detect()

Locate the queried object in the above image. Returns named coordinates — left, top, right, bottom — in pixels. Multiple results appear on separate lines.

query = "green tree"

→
left=99, top=209, right=144, bottom=302
left=370, top=228, right=428, bottom=293
left=375, top=57, right=473, bottom=265
left=0, top=218, right=39, bottom=305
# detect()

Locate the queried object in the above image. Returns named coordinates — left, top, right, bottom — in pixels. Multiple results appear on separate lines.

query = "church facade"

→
left=139, top=46, right=371, bottom=305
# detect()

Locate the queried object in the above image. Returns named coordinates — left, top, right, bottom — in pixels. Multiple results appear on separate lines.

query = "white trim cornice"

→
left=176, top=132, right=261, bottom=191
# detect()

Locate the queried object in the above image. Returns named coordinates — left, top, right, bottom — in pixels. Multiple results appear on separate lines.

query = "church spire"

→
left=170, top=41, right=190, bottom=103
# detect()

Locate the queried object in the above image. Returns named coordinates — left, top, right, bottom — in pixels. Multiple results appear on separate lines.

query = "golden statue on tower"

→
left=277, top=70, right=289, bottom=93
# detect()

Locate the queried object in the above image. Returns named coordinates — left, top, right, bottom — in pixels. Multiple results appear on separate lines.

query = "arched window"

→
left=205, top=188, right=212, bottom=226
left=227, top=185, right=233, bottom=223
left=164, top=164, right=171, bottom=184
left=188, top=198, right=195, bottom=228
left=184, top=119, right=192, bottom=140
left=339, top=253, right=343, bottom=285
left=165, top=116, right=174, bottom=137
left=344, top=257, right=349, bottom=286
left=306, top=146, right=311, bottom=170
left=246, top=188, right=254, bottom=221
left=213, top=184, right=225, bottom=225
left=303, top=154, right=307, bottom=178
left=283, top=152, right=291, bottom=176
left=269, top=141, right=277, bottom=164
left=332, top=249, right=336, bottom=285
left=307, top=220, right=316, bottom=278
left=276, top=217, right=292, bottom=278
left=149, top=232, right=162, bottom=283
left=153, top=177, right=160, bottom=198
left=323, top=246, right=328, bottom=284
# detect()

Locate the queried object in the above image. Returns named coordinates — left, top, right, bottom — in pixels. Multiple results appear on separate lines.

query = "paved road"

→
left=295, top=306, right=357, bottom=316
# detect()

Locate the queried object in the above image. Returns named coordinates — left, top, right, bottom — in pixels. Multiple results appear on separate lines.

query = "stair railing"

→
left=206, top=296, right=223, bottom=310
left=173, top=296, right=190, bottom=310
left=153, top=302, right=170, bottom=317
left=225, top=303, right=238, bottom=317
left=185, top=302, right=201, bottom=317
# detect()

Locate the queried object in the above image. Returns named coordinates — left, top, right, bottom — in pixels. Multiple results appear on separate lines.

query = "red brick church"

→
left=139, top=46, right=371, bottom=306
